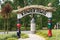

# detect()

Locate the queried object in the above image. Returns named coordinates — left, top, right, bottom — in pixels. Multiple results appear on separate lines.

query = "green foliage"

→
left=8, top=13, right=17, bottom=31
left=0, top=18, right=4, bottom=30
left=7, top=38, right=17, bottom=40
left=0, top=33, right=17, bottom=40
left=36, top=30, right=48, bottom=38
left=0, top=33, right=29, bottom=40
left=0, top=13, right=17, bottom=31
left=21, top=33, right=29, bottom=39
left=36, top=30, right=60, bottom=40
left=13, top=0, right=24, bottom=9
left=0, top=0, right=60, bottom=30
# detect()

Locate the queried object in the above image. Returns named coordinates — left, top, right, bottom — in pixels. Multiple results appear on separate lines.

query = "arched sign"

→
left=17, top=5, right=54, bottom=19
left=16, top=5, right=56, bottom=37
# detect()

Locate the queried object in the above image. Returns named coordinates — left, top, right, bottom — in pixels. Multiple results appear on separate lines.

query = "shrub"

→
left=36, top=30, right=60, bottom=40
left=0, top=33, right=29, bottom=40
left=0, top=33, right=17, bottom=40
left=7, top=38, right=17, bottom=40
left=21, top=33, right=29, bottom=39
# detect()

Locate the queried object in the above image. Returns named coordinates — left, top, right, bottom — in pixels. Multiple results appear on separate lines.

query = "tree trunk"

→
left=4, top=18, right=6, bottom=34
left=7, top=14, right=9, bottom=34
left=24, top=23, right=27, bottom=30
left=40, top=15, right=42, bottom=29
left=7, top=18, right=8, bottom=34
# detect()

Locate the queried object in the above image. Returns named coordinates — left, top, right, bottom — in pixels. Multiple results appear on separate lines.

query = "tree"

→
left=1, top=3, right=13, bottom=34
left=13, top=0, right=24, bottom=9
left=1, top=1, right=14, bottom=9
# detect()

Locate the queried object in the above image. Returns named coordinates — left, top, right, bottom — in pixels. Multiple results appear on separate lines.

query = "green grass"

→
left=36, top=29, right=60, bottom=40
left=0, top=33, right=29, bottom=40
left=21, top=33, right=29, bottom=39
left=0, top=30, right=4, bottom=32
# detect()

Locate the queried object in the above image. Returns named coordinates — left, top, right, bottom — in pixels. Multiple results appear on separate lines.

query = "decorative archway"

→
left=16, top=5, right=56, bottom=37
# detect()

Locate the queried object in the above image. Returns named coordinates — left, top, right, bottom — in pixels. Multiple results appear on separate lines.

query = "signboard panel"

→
left=17, top=14, right=23, bottom=19
left=46, top=12, right=52, bottom=18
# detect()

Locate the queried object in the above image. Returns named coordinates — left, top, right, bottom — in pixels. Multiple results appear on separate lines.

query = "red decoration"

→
left=48, top=29, right=52, bottom=37
left=17, top=24, right=21, bottom=29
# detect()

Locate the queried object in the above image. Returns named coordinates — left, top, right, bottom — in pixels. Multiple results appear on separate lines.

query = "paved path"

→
left=18, top=31, right=45, bottom=40
left=0, top=31, right=30, bottom=34
left=18, top=34, right=45, bottom=40
left=0, top=31, right=45, bottom=40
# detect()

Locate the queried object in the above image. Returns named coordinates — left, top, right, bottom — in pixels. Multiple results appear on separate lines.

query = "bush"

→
left=21, top=27, right=30, bottom=31
left=21, top=33, right=29, bottom=39
left=0, top=33, right=29, bottom=40
left=36, top=30, right=60, bottom=40
left=7, top=38, right=17, bottom=40
left=36, top=31, right=48, bottom=38
left=0, top=33, right=17, bottom=40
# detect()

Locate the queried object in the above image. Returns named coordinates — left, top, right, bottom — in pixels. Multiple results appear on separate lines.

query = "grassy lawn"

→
left=36, top=29, right=60, bottom=40
left=0, top=33, right=29, bottom=40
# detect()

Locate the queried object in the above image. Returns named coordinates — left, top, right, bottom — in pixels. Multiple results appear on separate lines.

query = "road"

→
left=0, top=31, right=31, bottom=34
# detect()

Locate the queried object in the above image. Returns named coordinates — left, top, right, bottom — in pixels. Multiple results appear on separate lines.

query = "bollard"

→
left=17, top=23, right=21, bottom=38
